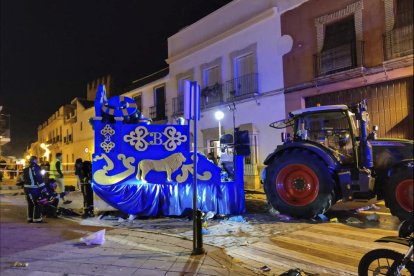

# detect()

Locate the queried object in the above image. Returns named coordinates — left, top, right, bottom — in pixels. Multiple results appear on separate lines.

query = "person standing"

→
left=74, top=158, right=83, bottom=191
left=50, top=153, right=71, bottom=204
left=22, top=156, right=46, bottom=223
left=80, top=160, right=94, bottom=218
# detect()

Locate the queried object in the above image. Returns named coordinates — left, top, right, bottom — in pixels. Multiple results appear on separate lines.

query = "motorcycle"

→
left=358, top=212, right=413, bottom=275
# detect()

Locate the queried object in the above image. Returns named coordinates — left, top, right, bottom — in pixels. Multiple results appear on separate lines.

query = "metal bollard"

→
left=192, top=209, right=205, bottom=255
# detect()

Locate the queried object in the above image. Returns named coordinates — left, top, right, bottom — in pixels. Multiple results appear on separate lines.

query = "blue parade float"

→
left=91, top=85, right=246, bottom=217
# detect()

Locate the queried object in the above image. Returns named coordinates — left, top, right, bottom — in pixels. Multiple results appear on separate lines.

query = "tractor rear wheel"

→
left=264, top=149, right=336, bottom=219
left=385, top=165, right=413, bottom=221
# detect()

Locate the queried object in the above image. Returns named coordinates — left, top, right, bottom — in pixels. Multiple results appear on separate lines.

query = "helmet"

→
left=29, top=156, right=38, bottom=164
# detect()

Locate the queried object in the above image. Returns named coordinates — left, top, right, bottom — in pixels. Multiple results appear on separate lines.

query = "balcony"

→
left=149, top=106, right=166, bottom=121
left=201, top=83, right=223, bottom=109
left=171, top=73, right=259, bottom=112
left=224, top=73, right=259, bottom=102
left=314, top=41, right=363, bottom=77
left=384, top=24, right=413, bottom=60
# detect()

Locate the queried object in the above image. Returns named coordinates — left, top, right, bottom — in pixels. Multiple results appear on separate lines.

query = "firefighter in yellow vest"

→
left=50, top=153, right=71, bottom=204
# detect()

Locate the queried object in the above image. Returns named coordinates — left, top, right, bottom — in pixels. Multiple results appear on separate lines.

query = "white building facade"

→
left=164, top=0, right=306, bottom=189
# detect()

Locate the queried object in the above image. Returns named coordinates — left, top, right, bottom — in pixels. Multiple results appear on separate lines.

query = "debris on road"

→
left=317, top=214, right=329, bottom=222
left=58, top=207, right=80, bottom=217
left=259, top=265, right=271, bottom=272
left=128, top=214, right=136, bottom=221
left=11, top=262, right=28, bottom=267
left=204, top=211, right=215, bottom=220
left=80, top=229, right=106, bottom=245
left=99, top=214, right=118, bottom=220
left=280, top=268, right=303, bottom=275
left=366, top=213, right=380, bottom=221
left=345, top=217, right=363, bottom=224
left=275, top=213, right=294, bottom=221
left=227, top=215, right=246, bottom=223
left=355, top=204, right=381, bottom=213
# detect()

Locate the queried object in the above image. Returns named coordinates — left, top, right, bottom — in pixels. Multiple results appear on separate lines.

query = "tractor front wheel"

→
left=385, top=165, right=413, bottom=221
left=264, top=149, right=336, bottom=219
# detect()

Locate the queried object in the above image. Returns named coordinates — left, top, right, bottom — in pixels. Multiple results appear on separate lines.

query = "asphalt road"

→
left=0, top=188, right=405, bottom=275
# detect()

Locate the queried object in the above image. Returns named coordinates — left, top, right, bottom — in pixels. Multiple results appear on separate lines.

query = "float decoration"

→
left=91, top=84, right=245, bottom=216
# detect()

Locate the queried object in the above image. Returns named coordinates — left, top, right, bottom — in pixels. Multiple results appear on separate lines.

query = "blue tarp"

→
left=92, top=176, right=245, bottom=216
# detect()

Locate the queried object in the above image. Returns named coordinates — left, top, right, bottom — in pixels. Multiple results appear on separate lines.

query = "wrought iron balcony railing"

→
left=314, top=41, right=364, bottom=77
left=172, top=73, right=259, bottom=112
left=201, top=83, right=223, bottom=109
left=384, top=24, right=413, bottom=60
left=224, top=73, right=259, bottom=101
left=149, top=106, right=166, bottom=121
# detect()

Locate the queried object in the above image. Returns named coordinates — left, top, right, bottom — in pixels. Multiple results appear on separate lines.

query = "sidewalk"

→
left=1, top=224, right=256, bottom=275
left=0, top=182, right=261, bottom=275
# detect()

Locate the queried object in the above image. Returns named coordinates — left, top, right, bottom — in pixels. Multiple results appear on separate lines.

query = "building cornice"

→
left=285, top=55, right=413, bottom=94
left=166, top=7, right=278, bottom=64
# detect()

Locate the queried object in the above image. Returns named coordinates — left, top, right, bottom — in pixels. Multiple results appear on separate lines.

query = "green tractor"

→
left=263, top=100, right=413, bottom=221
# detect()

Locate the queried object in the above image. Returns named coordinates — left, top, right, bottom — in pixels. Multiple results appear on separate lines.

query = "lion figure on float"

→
left=136, top=152, right=186, bottom=182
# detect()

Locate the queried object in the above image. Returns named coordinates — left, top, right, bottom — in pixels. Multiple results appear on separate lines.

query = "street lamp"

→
left=214, top=110, right=224, bottom=156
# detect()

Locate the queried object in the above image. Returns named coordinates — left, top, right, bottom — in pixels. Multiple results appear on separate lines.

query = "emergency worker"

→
left=22, top=156, right=45, bottom=223
left=50, top=153, right=71, bottom=204
left=80, top=161, right=94, bottom=218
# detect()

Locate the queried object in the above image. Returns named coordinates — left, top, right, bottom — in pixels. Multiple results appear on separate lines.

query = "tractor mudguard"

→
left=263, top=142, right=340, bottom=171
left=375, top=236, right=410, bottom=246
left=387, top=159, right=414, bottom=177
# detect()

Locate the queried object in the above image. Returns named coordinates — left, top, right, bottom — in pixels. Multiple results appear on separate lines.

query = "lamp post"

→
left=214, top=110, right=224, bottom=156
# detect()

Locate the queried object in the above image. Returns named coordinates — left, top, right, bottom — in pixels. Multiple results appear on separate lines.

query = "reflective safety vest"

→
left=23, top=164, right=45, bottom=189
left=49, top=159, right=63, bottom=179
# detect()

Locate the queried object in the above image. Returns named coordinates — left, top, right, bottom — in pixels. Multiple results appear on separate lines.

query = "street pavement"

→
left=0, top=178, right=403, bottom=275
left=0, top=180, right=260, bottom=276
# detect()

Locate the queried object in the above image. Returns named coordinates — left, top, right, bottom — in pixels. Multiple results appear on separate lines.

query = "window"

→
left=234, top=53, right=255, bottom=78
left=296, top=111, right=354, bottom=158
left=201, top=67, right=222, bottom=106
left=80, top=121, right=83, bottom=131
left=178, top=76, right=192, bottom=96
left=133, top=94, right=143, bottom=112
left=384, top=0, right=413, bottom=60
left=203, top=66, right=220, bottom=87
left=231, top=53, right=258, bottom=97
left=318, top=16, right=357, bottom=75
left=323, top=17, right=356, bottom=51
left=395, top=0, right=413, bottom=28
left=153, top=85, right=166, bottom=120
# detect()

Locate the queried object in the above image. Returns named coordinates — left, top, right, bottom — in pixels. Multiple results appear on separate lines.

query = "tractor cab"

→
left=271, top=104, right=360, bottom=166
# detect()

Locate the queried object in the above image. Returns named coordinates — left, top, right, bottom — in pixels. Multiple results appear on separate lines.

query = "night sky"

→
left=0, top=0, right=231, bottom=157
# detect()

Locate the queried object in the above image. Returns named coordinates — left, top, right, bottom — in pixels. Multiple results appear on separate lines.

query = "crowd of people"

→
left=19, top=154, right=95, bottom=223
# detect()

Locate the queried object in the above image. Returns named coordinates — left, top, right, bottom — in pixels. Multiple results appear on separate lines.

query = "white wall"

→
left=167, top=5, right=288, bottom=165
